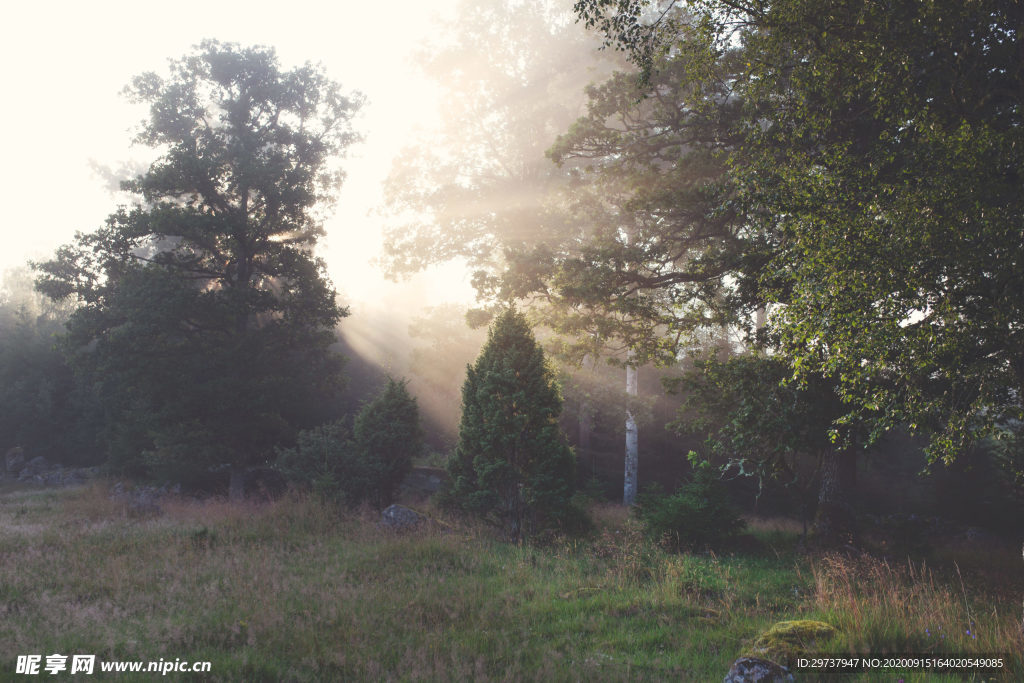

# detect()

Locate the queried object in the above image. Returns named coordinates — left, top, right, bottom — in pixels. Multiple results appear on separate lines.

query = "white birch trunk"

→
left=624, top=361, right=638, bottom=505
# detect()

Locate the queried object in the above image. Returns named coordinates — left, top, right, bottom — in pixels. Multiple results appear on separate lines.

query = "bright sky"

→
left=0, top=0, right=472, bottom=306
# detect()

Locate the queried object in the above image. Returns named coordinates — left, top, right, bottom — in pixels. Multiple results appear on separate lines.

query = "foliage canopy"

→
left=556, top=0, right=1024, bottom=469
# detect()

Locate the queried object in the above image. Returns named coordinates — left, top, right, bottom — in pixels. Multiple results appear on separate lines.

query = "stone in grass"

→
left=18, top=456, right=49, bottom=479
left=748, top=620, right=838, bottom=666
left=723, top=656, right=794, bottom=683
left=5, top=447, right=26, bottom=476
left=379, top=504, right=426, bottom=531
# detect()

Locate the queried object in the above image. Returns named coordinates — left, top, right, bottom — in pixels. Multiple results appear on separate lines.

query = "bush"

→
left=352, top=378, right=422, bottom=507
left=275, top=420, right=361, bottom=504
left=276, top=378, right=421, bottom=507
left=635, top=454, right=745, bottom=551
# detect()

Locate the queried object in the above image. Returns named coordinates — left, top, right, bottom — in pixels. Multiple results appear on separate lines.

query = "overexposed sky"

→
left=0, top=0, right=471, bottom=304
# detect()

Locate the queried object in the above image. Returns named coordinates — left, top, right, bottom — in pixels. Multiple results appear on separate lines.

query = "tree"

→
left=497, top=51, right=745, bottom=363
left=35, top=41, right=363, bottom=497
left=735, top=0, right=1024, bottom=470
left=0, top=268, right=102, bottom=465
left=352, top=378, right=423, bottom=507
left=520, top=0, right=1024, bottom=536
left=571, top=0, right=1024, bottom=472
left=381, top=1, right=663, bottom=506
left=448, top=23, right=744, bottom=506
left=672, top=352, right=864, bottom=539
left=276, top=378, right=421, bottom=507
left=381, top=0, right=618, bottom=280
left=444, top=308, right=577, bottom=540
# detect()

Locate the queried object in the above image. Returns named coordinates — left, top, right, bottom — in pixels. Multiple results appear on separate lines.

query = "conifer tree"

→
left=353, top=378, right=422, bottom=507
left=446, top=309, right=576, bottom=540
left=277, top=378, right=421, bottom=507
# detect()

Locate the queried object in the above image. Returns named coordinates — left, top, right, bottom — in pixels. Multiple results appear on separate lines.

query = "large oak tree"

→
left=35, top=41, right=363, bottom=497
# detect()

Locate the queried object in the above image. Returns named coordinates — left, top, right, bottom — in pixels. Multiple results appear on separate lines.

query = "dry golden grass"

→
left=810, top=551, right=1024, bottom=662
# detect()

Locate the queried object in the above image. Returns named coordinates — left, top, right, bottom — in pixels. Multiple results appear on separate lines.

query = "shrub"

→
left=275, top=420, right=361, bottom=504
left=276, top=378, right=421, bottom=507
left=352, top=378, right=422, bottom=507
left=635, top=453, right=745, bottom=551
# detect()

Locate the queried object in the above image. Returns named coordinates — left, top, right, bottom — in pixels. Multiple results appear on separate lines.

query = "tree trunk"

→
left=228, top=465, right=246, bottom=502
left=813, top=446, right=857, bottom=544
left=624, top=362, right=638, bottom=505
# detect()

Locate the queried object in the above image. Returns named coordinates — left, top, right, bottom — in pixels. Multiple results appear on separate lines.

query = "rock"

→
left=2, top=451, right=98, bottom=486
left=20, top=456, right=49, bottom=477
left=60, top=469, right=86, bottom=486
left=724, top=657, right=794, bottom=683
left=380, top=504, right=426, bottom=530
left=5, top=447, right=25, bottom=475
left=748, top=620, right=838, bottom=666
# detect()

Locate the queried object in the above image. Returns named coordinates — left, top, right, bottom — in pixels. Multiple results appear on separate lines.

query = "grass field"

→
left=0, top=483, right=1020, bottom=681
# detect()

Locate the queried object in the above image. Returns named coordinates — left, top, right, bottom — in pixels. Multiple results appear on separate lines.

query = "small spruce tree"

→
left=353, top=378, right=422, bottom=507
left=277, top=378, right=421, bottom=507
left=445, top=308, right=576, bottom=540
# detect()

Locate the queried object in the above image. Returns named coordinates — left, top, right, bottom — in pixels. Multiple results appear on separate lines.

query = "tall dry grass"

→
left=810, top=551, right=1023, bottom=662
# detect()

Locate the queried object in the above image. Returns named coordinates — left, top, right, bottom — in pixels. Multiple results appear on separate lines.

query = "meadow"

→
left=0, top=483, right=1020, bottom=681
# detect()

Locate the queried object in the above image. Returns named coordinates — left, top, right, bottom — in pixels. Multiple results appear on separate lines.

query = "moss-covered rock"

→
left=746, top=619, right=838, bottom=666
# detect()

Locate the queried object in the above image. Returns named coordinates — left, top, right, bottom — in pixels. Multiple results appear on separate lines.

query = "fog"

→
left=2, top=0, right=677, bottom=481
left=336, top=0, right=633, bottom=446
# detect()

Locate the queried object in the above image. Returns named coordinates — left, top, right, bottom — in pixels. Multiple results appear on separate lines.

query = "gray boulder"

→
left=18, top=456, right=50, bottom=483
left=5, top=447, right=25, bottom=476
left=380, top=504, right=426, bottom=530
left=19, top=456, right=49, bottom=478
left=724, top=657, right=794, bottom=683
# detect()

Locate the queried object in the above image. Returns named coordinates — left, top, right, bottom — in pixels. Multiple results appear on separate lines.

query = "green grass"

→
left=0, top=486, right=1020, bottom=681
